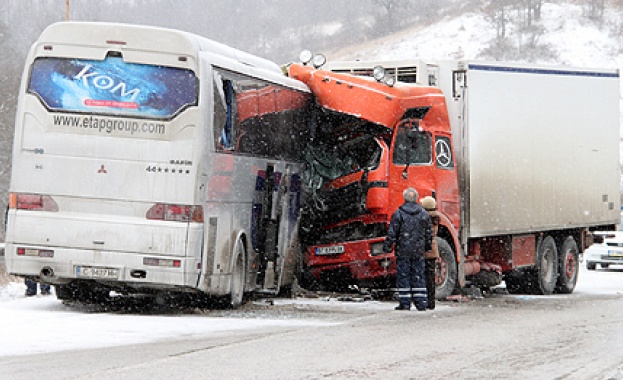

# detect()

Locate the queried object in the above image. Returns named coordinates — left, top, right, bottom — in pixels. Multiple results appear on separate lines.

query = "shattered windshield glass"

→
left=304, top=109, right=387, bottom=190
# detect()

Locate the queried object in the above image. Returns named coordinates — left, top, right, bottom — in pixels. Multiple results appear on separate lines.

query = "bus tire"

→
left=535, top=235, right=558, bottom=295
left=55, top=283, right=78, bottom=302
left=435, top=238, right=457, bottom=299
left=229, top=238, right=246, bottom=309
left=555, top=236, right=579, bottom=294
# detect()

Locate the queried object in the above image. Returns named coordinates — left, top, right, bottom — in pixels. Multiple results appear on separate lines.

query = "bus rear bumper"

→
left=4, top=243, right=200, bottom=292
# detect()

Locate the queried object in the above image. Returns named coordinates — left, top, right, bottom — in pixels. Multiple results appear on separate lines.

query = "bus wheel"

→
left=435, top=238, right=457, bottom=299
left=55, top=283, right=79, bottom=302
left=555, top=236, right=579, bottom=294
left=229, top=238, right=246, bottom=309
left=535, top=235, right=558, bottom=295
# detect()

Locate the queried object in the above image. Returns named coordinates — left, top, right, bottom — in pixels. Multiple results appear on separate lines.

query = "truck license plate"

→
left=316, top=246, right=345, bottom=255
left=75, top=266, right=119, bottom=279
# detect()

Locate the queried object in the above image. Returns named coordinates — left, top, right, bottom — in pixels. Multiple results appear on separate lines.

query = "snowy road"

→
left=2, top=264, right=623, bottom=379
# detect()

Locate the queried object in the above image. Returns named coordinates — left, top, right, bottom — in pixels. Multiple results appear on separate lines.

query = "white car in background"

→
left=585, top=215, right=623, bottom=270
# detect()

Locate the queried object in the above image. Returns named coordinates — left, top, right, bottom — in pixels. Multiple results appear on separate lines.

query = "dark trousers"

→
left=425, top=258, right=436, bottom=309
left=396, top=255, right=427, bottom=310
left=25, top=278, right=51, bottom=296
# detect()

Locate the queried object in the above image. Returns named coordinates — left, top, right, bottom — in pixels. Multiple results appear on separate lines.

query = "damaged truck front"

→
left=289, top=62, right=460, bottom=298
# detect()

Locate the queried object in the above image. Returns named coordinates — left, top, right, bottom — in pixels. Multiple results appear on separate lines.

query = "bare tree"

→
left=480, top=0, right=556, bottom=62
left=587, top=0, right=606, bottom=25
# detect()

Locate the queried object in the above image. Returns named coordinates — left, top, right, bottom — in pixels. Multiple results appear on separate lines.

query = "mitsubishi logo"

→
left=98, top=165, right=107, bottom=173
left=435, top=139, right=452, bottom=167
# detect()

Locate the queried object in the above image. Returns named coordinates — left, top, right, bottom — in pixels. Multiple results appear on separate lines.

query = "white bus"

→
left=5, top=22, right=311, bottom=307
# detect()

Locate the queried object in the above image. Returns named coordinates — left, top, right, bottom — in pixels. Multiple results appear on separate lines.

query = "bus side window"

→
left=213, top=72, right=237, bottom=152
left=221, top=80, right=235, bottom=149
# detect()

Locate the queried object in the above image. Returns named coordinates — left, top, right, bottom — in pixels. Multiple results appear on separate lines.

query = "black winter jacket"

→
left=383, top=202, right=432, bottom=258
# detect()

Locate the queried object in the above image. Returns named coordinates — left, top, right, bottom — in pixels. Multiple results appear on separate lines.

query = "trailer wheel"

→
left=229, top=238, right=246, bottom=309
left=555, top=236, right=579, bottom=294
left=435, top=238, right=457, bottom=299
left=535, top=235, right=558, bottom=295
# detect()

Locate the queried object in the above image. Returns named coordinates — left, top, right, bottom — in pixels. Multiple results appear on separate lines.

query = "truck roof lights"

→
left=312, top=54, right=327, bottom=68
left=372, top=65, right=395, bottom=87
left=373, top=66, right=386, bottom=81
left=299, top=50, right=327, bottom=69
left=299, top=50, right=313, bottom=65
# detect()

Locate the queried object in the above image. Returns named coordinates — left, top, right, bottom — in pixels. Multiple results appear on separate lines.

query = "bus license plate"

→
left=75, top=266, right=119, bottom=279
left=316, top=246, right=345, bottom=255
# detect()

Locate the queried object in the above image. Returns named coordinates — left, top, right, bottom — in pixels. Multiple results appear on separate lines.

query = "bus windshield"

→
left=28, top=55, right=197, bottom=119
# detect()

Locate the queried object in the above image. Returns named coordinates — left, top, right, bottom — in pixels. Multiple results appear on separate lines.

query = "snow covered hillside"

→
left=329, top=2, right=623, bottom=69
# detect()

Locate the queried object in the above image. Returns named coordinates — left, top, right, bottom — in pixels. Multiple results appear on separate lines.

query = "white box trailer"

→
left=435, top=61, right=621, bottom=239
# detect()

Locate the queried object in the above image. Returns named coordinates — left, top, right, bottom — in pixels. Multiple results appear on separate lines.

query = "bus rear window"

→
left=28, top=56, right=197, bottom=119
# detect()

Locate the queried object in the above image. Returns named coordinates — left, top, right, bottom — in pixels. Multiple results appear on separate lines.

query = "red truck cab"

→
left=289, top=63, right=460, bottom=296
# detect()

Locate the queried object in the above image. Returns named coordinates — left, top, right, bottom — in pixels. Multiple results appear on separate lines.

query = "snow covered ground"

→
left=0, top=282, right=340, bottom=357
left=1, top=263, right=622, bottom=357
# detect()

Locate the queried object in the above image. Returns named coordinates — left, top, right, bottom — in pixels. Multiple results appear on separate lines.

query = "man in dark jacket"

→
left=383, top=188, right=432, bottom=311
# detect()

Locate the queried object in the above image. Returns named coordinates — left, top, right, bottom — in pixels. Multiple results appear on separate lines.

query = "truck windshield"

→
left=28, top=56, right=198, bottom=120
left=304, top=134, right=381, bottom=187
left=304, top=109, right=387, bottom=187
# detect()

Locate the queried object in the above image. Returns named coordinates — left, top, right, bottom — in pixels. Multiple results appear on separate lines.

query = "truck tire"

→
left=435, top=238, right=457, bottom=299
left=535, top=235, right=558, bottom=295
left=555, top=236, right=579, bottom=294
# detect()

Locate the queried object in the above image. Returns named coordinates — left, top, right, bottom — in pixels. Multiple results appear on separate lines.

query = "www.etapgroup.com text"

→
left=53, top=115, right=166, bottom=135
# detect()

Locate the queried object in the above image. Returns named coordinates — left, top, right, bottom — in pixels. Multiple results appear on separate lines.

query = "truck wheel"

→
left=535, top=235, right=558, bottom=295
left=229, top=239, right=246, bottom=309
left=435, top=238, right=457, bottom=299
left=555, top=236, right=579, bottom=294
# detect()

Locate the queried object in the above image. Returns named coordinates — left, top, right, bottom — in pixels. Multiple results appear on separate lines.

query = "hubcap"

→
left=565, top=251, right=577, bottom=279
